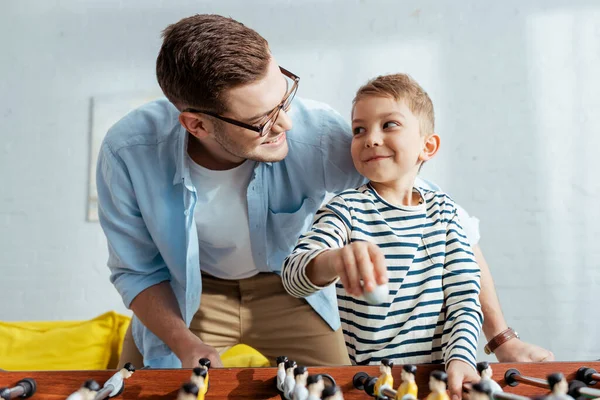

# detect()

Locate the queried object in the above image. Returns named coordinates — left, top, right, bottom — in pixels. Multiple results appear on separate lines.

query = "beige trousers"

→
left=118, top=272, right=350, bottom=368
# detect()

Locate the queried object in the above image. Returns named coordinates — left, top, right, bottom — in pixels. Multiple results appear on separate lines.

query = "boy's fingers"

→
left=354, top=245, right=376, bottom=292
left=368, top=242, right=388, bottom=285
left=447, top=371, right=463, bottom=400
left=335, top=259, right=350, bottom=295
left=341, top=246, right=360, bottom=296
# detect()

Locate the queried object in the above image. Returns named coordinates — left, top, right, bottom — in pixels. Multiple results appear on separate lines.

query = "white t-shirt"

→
left=187, top=156, right=260, bottom=279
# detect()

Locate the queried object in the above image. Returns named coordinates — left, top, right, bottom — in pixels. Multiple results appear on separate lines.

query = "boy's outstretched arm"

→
left=281, top=198, right=352, bottom=298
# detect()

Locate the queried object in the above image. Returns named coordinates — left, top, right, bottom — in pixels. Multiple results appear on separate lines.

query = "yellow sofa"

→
left=0, top=311, right=130, bottom=371
left=0, top=311, right=270, bottom=371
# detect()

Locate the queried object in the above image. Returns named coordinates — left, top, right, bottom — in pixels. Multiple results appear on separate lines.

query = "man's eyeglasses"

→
left=183, top=67, right=300, bottom=137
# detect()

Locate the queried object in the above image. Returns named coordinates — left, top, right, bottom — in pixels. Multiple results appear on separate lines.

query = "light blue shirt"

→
left=96, top=96, right=445, bottom=367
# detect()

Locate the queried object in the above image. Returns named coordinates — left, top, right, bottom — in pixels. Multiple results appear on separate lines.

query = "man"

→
left=97, top=13, right=552, bottom=391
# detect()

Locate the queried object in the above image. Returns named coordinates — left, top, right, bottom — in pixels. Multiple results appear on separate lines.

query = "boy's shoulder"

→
left=419, top=187, right=459, bottom=214
left=330, top=184, right=374, bottom=204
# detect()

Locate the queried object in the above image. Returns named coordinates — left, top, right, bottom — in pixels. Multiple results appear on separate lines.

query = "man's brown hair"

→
left=156, top=14, right=270, bottom=112
left=352, top=73, right=435, bottom=135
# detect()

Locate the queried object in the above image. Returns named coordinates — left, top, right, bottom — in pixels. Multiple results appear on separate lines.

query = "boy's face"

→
left=351, top=95, right=436, bottom=184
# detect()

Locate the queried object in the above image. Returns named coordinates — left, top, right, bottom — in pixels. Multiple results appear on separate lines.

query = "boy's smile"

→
left=351, top=95, right=439, bottom=206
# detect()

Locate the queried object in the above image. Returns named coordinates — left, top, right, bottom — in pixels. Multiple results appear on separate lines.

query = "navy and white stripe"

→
left=282, top=184, right=483, bottom=368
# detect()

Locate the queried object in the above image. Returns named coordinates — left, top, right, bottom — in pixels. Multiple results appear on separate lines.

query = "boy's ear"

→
left=419, top=133, right=440, bottom=162
left=179, top=111, right=213, bottom=140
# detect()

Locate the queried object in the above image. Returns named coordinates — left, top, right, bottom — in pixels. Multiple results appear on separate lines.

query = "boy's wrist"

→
left=306, top=249, right=339, bottom=286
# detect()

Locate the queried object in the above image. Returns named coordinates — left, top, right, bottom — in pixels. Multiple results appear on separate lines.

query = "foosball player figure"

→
left=426, top=371, right=450, bottom=400
left=477, top=362, right=503, bottom=395
left=373, top=358, right=394, bottom=399
left=177, top=382, right=199, bottom=400
left=396, top=364, right=418, bottom=400
left=283, top=359, right=298, bottom=399
left=291, top=366, right=309, bottom=400
left=198, top=358, right=211, bottom=390
left=101, top=362, right=136, bottom=397
left=190, top=368, right=208, bottom=400
left=66, top=379, right=100, bottom=400
left=546, top=373, right=574, bottom=400
left=470, top=381, right=493, bottom=400
left=306, top=374, right=325, bottom=400
left=322, top=385, right=345, bottom=400
left=277, top=356, right=289, bottom=392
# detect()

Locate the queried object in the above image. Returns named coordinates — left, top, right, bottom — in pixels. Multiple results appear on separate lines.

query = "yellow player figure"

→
left=396, top=364, right=418, bottom=400
left=426, top=371, right=450, bottom=400
left=177, top=382, right=199, bottom=400
left=191, top=368, right=208, bottom=400
left=373, top=358, right=394, bottom=399
left=197, top=358, right=211, bottom=396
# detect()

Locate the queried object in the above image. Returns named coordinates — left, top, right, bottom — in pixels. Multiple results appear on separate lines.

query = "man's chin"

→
left=252, top=142, right=289, bottom=163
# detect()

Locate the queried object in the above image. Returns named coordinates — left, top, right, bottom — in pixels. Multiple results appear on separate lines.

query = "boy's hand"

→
left=446, top=360, right=480, bottom=400
left=329, top=241, right=388, bottom=296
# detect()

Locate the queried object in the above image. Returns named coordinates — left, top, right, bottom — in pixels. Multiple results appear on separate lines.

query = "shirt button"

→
left=184, top=210, right=190, bottom=216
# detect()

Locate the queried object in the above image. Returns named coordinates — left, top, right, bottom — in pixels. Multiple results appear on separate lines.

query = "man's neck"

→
left=187, top=133, right=245, bottom=170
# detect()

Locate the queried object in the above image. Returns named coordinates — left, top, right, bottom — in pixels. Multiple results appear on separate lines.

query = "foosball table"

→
left=1, top=361, right=599, bottom=399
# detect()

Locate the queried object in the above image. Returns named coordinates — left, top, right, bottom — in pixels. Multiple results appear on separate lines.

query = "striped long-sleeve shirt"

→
left=281, top=184, right=483, bottom=368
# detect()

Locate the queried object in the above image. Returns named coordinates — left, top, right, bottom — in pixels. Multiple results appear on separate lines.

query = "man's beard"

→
left=214, top=130, right=287, bottom=163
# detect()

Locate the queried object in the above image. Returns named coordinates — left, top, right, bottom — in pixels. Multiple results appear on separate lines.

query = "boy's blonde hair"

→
left=352, top=73, right=435, bottom=136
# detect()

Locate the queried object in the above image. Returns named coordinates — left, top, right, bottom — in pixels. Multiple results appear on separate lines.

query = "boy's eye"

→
left=352, top=127, right=365, bottom=135
left=383, top=121, right=400, bottom=129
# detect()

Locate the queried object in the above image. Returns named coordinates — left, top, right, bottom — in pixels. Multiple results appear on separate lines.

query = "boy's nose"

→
left=365, top=132, right=382, bottom=148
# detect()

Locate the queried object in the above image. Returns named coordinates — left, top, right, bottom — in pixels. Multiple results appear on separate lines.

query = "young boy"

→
left=281, top=74, right=483, bottom=383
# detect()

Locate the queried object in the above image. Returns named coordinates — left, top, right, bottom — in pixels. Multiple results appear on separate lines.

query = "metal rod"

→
left=463, top=381, right=531, bottom=400
left=504, top=368, right=549, bottom=389
left=493, top=392, right=532, bottom=400
left=0, top=378, right=36, bottom=400
left=575, top=386, right=600, bottom=399
left=0, top=386, right=24, bottom=400
left=381, top=386, right=398, bottom=399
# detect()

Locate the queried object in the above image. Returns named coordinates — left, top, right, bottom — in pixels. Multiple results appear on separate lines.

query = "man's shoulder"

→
left=101, top=98, right=182, bottom=154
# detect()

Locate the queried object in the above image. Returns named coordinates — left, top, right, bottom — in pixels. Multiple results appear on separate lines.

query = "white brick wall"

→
left=1, top=0, right=598, bottom=362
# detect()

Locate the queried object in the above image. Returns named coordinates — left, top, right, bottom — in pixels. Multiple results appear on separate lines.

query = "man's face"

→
left=212, top=57, right=293, bottom=163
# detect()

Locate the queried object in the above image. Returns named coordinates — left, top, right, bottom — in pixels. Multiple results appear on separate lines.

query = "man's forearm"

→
left=129, top=281, right=195, bottom=356
left=472, top=244, right=509, bottom=341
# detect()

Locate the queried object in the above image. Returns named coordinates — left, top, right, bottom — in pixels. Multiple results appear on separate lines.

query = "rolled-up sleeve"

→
left=96, top=143, right=171, bottom=308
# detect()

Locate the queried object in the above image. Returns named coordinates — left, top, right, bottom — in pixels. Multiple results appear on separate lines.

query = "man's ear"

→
left=179, top=111, right=212, bottom=139
left=419, top=133, right=440, bottom=162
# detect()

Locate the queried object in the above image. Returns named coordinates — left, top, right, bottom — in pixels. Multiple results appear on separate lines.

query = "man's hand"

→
left=447, top=360, right=480, bottom=400
left=173, top=332, right=224, bottom=368
left=494, top=339, right=554, bottom=362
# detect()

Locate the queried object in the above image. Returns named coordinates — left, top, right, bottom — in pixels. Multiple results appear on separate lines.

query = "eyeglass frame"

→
left=182, top=66, right=300, bottom=137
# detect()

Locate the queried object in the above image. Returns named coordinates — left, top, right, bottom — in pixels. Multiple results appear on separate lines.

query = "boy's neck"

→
left=370, top=173, right=422, bottom=207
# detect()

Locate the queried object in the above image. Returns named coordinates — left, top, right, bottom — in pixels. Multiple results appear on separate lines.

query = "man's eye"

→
left=353, top=127, right=365, bottom=135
